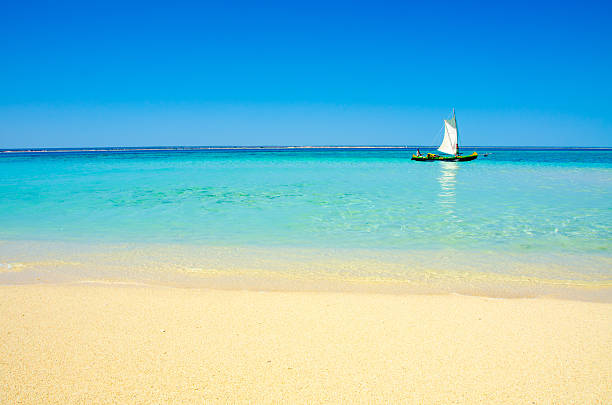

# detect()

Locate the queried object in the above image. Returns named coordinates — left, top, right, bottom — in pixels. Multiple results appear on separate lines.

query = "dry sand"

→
left=1, top=284, right=610, bottom=404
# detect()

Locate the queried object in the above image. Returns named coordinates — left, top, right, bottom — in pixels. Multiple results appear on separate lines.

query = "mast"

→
left=454, top=108, right=459, bottom=155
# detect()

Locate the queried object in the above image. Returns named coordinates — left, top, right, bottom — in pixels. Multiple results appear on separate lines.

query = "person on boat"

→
left=416, top=148, right=422, bottom=157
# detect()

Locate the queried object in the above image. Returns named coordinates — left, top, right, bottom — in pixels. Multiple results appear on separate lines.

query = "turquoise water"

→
left=1, top=148, right=611, bottom=298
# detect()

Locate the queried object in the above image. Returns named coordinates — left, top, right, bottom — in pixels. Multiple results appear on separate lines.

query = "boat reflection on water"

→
left=438, top=162, right=458, bottom=216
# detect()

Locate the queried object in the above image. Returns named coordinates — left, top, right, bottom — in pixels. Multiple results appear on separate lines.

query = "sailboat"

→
left=411, top=109, right=478, bottom=161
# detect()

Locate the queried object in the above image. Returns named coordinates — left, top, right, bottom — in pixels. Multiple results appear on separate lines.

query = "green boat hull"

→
left=411, top=152, right=478, bottom=162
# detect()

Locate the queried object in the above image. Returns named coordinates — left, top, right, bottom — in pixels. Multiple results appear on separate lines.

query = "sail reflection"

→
left=438, top=162, right=458, bottom=215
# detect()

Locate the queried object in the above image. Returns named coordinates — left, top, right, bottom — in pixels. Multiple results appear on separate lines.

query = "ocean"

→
left=1, top=147, right=610, bottom=299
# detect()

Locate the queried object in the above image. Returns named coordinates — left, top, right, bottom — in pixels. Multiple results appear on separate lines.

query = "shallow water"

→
left=1, top=148, right=610, bottom=299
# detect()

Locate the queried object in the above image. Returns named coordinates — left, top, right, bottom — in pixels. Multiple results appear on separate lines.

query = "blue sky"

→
left=1, top=0, right=611, bottom=147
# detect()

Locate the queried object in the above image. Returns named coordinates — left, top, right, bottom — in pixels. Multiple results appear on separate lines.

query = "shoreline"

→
left=1, top=240, right=610, bottom=303
left=3, top=276, right=612, bottom=304
left=2, top=283, right=610, bottom=403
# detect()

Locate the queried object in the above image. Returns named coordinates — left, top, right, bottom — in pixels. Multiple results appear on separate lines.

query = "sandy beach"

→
left=1, top=284, right=610, bottom=403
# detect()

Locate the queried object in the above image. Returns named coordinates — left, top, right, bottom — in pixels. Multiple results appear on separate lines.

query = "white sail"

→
left=438, top=115, right=458, bottom=155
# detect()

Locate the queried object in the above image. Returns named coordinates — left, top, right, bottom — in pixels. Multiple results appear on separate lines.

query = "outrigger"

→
left=412, top=109, right=477, bottom=162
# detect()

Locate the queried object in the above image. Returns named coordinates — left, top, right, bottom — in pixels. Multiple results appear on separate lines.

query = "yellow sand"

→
left=1, top=284, right=610, bottom=403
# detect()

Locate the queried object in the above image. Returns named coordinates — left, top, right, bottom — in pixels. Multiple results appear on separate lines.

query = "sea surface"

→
left=1, top=147, right=610, bottom=299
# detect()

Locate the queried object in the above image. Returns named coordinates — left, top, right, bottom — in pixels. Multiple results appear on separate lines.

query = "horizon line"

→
left=2, top=145, right=612, bottom=154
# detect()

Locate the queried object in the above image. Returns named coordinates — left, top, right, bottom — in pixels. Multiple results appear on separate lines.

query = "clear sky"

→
left=1, top=0, right=611, bottom=148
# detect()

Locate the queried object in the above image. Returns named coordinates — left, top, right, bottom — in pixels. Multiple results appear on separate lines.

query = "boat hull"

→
left=411, top=152, right=478, bottom=162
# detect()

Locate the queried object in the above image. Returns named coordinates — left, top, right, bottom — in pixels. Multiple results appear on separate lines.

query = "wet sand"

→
left=1, top=284, right=610, bottom=403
